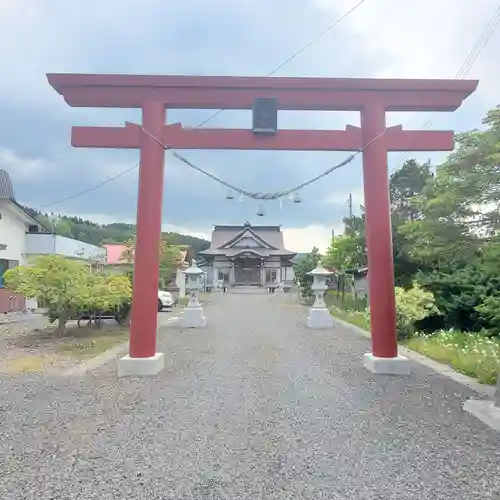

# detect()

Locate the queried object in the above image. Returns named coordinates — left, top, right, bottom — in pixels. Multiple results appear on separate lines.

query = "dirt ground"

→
left=0, top=313, right=128, bottom=374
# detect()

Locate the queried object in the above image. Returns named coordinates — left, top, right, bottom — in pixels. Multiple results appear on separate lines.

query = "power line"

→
left=40, top=163, right=139, bottom=209
left=40, top=1, right=368, bottom=209
left=42, top=2, right=500, bottom=211
left=157, top=3, right=500, bottom=203
left=401, top=4, right=500, bottom=145
left=195, top=0, right=367, bottom=128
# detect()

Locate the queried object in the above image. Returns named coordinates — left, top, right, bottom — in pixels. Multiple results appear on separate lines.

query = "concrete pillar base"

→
left=181, top=307, right=207, bottom=328
left=306, top=307, right=334, bottom=329
left=463, top=399, right=500, bottom=432
left=364, top=353, right=410, bottom=375
left=118, top=353, right=164, bottom=377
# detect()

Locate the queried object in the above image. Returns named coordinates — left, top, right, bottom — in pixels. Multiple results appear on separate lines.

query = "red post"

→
left=361, top=103, right=398, bottom=358
left=129, top=101, right=166, bottom=358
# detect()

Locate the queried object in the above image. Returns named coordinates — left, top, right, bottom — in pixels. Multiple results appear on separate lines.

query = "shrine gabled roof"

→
left=219, top=227, right=277, bottom=250
left=199, top=223, right=296, bottom=258
left=206, top=224, right=284, bottom=250
left=200, top=247, right=297, bottom=258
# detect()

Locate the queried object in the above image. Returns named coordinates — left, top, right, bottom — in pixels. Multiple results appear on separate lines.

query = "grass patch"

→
left=324, top=290, right=369, bottom=331
left=329, top=307, right=370, bottom=331
left=54, top=326, right=129, bottom=359
left=5, top=356, right=54, bottom=373
left=178, top=297, right=189, bottom=306
left=405, top=330, right=500, bottom=385
left=325, top=290, right=368, bottom=312
left=328, top=306, right=500, bottom=386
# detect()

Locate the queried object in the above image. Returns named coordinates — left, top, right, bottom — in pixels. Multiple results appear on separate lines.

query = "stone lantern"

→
left=306, top=263, right=334, bottom=329
left=181, top=259, right=207, bottom=328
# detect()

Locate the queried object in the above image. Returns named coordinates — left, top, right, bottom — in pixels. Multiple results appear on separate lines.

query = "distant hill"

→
left=22, top=206, right=211, bottom=256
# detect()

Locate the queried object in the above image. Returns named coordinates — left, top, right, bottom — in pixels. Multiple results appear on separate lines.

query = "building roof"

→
left=200, top=222, right=296, bottom=258
left=0, top=170, right=50, bottom=232
left=104, top=243, right=191, bottom=266
left=0, top=169, right=15, bottom=199
left=103, top=244, right=128, bottom=265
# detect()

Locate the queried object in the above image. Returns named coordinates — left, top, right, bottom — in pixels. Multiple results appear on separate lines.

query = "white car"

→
left=158, top=290, right=174, bottom=311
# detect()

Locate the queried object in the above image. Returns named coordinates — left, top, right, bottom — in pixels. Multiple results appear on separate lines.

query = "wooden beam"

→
left=60, top=86, right=469, bottom=112
left=70, top=123, right=454, bottom=151
left=383, top=125, right=454, bottom=151
left=71, top=122, right=141, bottom=149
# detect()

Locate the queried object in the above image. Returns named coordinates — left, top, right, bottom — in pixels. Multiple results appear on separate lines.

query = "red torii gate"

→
left=47, top=74, right=477, bottom=376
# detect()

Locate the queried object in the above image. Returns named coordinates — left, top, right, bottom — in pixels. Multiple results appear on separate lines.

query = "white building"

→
left=0, top=169, right=107, bottom=313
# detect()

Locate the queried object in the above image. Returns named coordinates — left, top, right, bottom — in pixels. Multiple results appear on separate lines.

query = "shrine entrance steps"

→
left=227, top=285, right=268, bottom=294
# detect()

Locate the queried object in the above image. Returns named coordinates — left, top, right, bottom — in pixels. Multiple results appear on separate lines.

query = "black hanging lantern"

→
left=252, top=97, right=278, bottom=135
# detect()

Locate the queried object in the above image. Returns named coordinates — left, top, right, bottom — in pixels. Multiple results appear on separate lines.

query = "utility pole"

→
left=347, top=193, right=353, bottom=219
left=344, top=193, right=353, bottom=232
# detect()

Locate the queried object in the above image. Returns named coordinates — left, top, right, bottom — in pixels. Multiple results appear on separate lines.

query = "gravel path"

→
left=1, top=289, right=499, bottom=499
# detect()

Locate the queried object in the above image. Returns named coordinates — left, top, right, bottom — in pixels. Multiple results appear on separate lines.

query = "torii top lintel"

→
left=47, top=73, right=478, bottom=112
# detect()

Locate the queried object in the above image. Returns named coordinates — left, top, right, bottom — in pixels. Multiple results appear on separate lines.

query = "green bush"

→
left=363, top=282, right=438, bottom=339
left=476, top=295, right=500, bottom=335
left=4, top=255, right=132, bottom=335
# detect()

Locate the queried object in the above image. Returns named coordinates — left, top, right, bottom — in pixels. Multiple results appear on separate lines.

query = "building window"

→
left=0, top=259, right=18, bottom=288
left=265, top=268, right=278, bottom=283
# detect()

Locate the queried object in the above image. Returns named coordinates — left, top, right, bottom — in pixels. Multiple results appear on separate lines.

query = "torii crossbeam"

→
left=47, top=73, right=477, bottom=377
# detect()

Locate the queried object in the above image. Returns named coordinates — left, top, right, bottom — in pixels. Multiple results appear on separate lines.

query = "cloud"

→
left=283, top=224, right=338, bottom=253
left=325, top=187, right=364, bottom=210
left=0, top=149, right=54, bottom=183
left=314, top=0, right=500, bottom=100
left=1, top=0, right=499, bottom=251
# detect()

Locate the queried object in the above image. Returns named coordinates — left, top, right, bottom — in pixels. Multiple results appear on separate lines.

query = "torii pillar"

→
left=47, top=73, right=477, bottom=377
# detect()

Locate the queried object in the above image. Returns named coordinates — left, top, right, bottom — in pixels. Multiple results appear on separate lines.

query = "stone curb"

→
left=62, top=316, right=181, bottom=377
left=62, top=340, right=130, bottom=377
left=332, top=314, right=497, bottom=398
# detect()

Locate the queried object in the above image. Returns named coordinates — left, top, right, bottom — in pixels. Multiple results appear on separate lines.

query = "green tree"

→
left=86, top=274, right=132, bottom=326
left=122, top=234, right=185, bottom=286
left=159, top=238, right=185, bottom=280
left=323, top=234, right=365, bottom=271
left=54, top=218, right=73, bottom=237
left=4, top=255, right=90, bottom=336
left=390, top=159, right=433, bottom=223
left=400, top=108, right=500, bottom=267
left=388, top=160, right=434, bottom=287
left=294, top=247, right=321, bottom=298
left=397, top=107, right=500, bottom=332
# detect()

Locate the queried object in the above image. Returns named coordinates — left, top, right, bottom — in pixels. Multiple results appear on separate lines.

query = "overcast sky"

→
left=1, top=0, right=499, bottom=252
